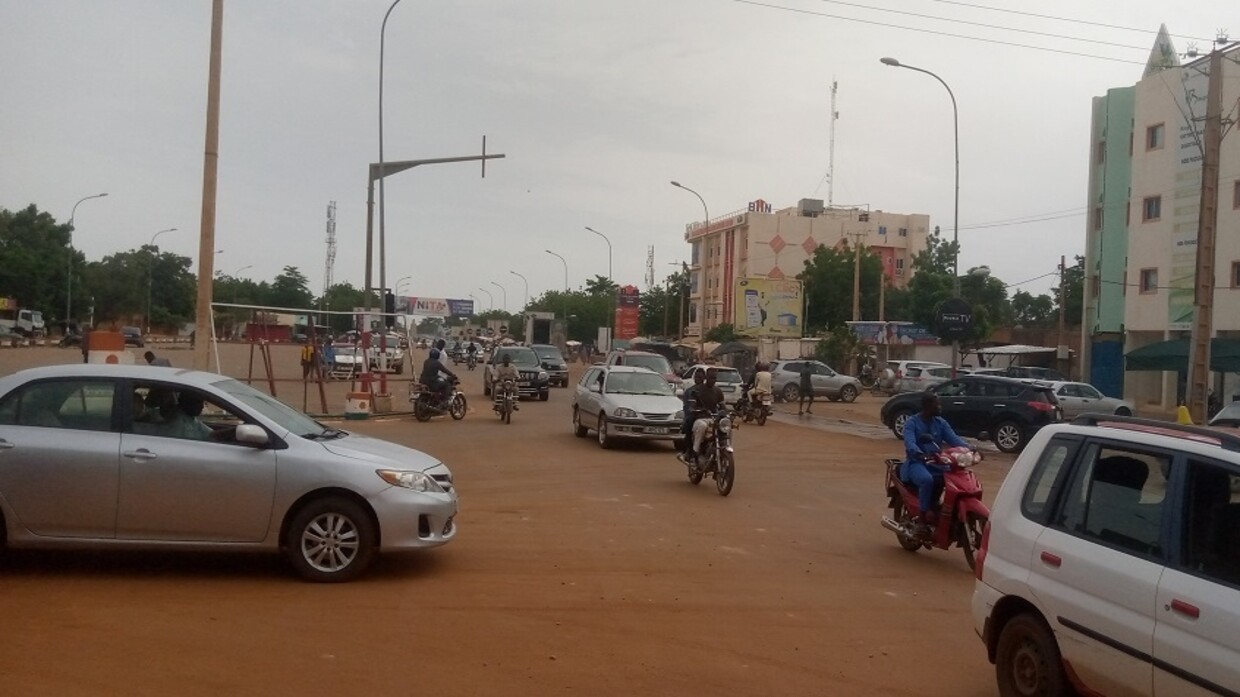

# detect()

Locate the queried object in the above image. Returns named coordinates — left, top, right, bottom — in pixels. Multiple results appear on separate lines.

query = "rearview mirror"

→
left=588, top=383, right=601, bottom=393
left=236, top=424, right=269, bottom=445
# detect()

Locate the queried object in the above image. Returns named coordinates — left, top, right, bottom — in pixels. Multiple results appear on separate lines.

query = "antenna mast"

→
left=828, top=79, right=838, bottom=207
left=645, top=245, right=655, bottom=290
left=322, top=201, right=337, bottom=309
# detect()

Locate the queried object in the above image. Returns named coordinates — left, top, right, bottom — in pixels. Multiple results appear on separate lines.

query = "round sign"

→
left=936, top=298, right=973, bottom=341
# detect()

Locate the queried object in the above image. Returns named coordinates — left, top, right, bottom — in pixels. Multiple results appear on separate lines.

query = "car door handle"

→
left=993, top=403, right=1007, bottom=408
left=949, top=401, right=965, bottom=406
left=123, top=449, right=158, bottom=461
left=1040, top=551, right=1062, bottom=568
left=0, top=439, right=14, bottom=450
left=1169, top=599, right=1201, bottom=619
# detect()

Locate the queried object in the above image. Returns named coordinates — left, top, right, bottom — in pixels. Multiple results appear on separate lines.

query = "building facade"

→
left=1082, top=33, right=1240, bottom=412
left=683, top=198, right=930, bottom=336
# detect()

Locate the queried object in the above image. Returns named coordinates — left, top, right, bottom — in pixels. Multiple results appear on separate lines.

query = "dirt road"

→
left=0, top=346, right=1006, bottom=696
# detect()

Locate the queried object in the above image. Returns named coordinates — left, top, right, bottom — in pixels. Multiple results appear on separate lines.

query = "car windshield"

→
left=624, top=355, right=671, bottom=374
left=708, top=369, right=742, bottom=384
left=533, top=346, right=563, bottom=361
left=496, top=349, right=540, bottom=367
left=605, top=372, right=675, bottom=395
left=213, top=378, right=325, bottom=437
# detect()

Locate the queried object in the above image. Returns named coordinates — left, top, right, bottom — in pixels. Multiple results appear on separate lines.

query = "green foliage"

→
left=897, top=230, right=1010, bottom=346
left=268, top=266, right=313, bottom=309
left=80, top=247, right=196, bottom=329
left=526, top=289, right=610, bottom=342
left=814, top=325, right=865, bottom=370
left=798, top=242, right=885, bottom=333
left=1011, top=290, right=1055, bottom=327
left=703, top=323, right=740, bottom=343
left=315, top=282, right=370, bottom=333
left=416, top=317, right=443, bottom=335
left=584, top=275, right=618, bottom=295
left=639, top=270, right=688, bottom=339
left=0, top=205, right=82, bottom=324
left=1059, top=255, right=1084, bottom=327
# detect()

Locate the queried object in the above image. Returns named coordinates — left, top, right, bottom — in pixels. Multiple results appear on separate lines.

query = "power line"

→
left=812, top=0, right=1150, bottom=51
left=727, top=0, right=1146, bottom=65
left=923, top=0, right=1215, bottom=44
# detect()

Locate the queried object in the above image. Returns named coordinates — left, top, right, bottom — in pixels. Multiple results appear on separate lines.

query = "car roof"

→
left=600, top=365, right=660, bottom=374
left=0, top=364, right=227, bottom=389
left=1049, top=415, right=1240, bottom=461
left=616, top=350, right=661, bottom=357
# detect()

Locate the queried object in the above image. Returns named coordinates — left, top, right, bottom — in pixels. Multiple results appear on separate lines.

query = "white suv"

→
left=971, top=415, right=1240, bottom=696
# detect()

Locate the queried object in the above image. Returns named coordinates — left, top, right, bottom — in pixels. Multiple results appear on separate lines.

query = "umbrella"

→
left=711, top=341, right=753, bottom=357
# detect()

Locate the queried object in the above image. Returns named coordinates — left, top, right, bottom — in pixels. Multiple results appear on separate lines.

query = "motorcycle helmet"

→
left=430, top=348, right=441, bottom=360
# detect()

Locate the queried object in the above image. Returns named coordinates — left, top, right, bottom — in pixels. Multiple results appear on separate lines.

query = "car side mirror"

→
left=589, top=383, right=601, bottom=393
left=236, top=424, right=269, bottom=446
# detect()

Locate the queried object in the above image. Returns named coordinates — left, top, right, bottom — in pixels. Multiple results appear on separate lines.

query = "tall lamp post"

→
left=509, top=270, right=529, bottom=311
left=66, top=192, right=108, bottom=326
left=880, top=56, right=961, bottom=374
left=476, top=287, right=494, bottom=312
left=584, top=225, right=614, bottom=341
left=545, top=249, right=569, bottom=323
left=491, top=281, right=507, bottom=313
left=671, top=181, right=709, bottom=358
left=146, top=227, right=178, bottom=334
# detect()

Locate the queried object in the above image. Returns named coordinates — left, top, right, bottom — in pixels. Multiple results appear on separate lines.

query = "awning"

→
left=1124, top=338, right=1240, bottom=372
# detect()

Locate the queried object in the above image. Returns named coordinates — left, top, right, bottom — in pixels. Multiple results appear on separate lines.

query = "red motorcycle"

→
left=881, top=442, right=989, bottom=571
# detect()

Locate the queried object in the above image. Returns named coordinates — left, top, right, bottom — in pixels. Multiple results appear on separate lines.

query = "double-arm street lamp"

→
left=671, top=181, right=709, bottom=356
left=66, top=192, right=109, bottom=325
left=880, top=56, right=962, bottom=374
left=476, top=287, right=494, bottom=312
left=146, top=227, right=178, bottom=334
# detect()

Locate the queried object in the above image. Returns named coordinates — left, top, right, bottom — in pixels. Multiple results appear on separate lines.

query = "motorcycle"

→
left=467, top=353, right=478, bottom=371
left=880, top=439, right=989, bottom=571
left=449, top=349, right=464, bottom=366
left=492, top=378, right=517, bottom=424
left=681, top=408, right=736, bottom=496
left=858, top=365, right=876, bottom=389
left=735, top=389, right=772, bottom=426
left=409, top=379, right=467, bottom=422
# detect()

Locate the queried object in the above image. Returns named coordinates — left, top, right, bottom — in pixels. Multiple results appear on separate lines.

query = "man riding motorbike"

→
left=901, top=393, right=971, bottom=530
left=680, top=368, right=725, bottom=468
left=748, top=362, right=772, bottom=404
left=491, top=353, right=520, bottom=411
left=678, top=370, right=707, bottom=461
left=420, top=348, right=458, bottom=403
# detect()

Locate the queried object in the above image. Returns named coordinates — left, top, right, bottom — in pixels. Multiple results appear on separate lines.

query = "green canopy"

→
left=1125, top=339, right=1240, bottom=372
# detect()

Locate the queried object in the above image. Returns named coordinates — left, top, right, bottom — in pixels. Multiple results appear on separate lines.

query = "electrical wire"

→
left=922, top=0, right=1215, bottom=44
left=727, top=0, right=1146, bottom=65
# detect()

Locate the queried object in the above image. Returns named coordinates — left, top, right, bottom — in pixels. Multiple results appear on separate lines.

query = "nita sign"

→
left=394, top=296, right=474, bottom=317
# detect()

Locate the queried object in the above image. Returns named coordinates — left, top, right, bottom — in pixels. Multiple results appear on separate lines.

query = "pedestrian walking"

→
left=300, top=343, right=316, bottom=379
left=798, top=362, right=814, bottom=415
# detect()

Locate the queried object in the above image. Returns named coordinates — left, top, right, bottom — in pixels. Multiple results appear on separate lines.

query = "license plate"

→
left=519, top=382, right=531, bottom=388
left=644, top=427, right=669, bottom=435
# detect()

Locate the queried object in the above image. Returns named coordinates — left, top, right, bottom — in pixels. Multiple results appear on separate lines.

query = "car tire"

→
left=993, top=420, right=1026, bottom=453
left=840, top=384, right=858, bottom=403
left=782, top=384, right=799, bottom=402
left=284, top=496, right=377, bottom=583
left=890, top=409, right=914, bottom=440
left=573, top=408, right=589, bottom=437
left=1114, top=406, right=1131, bottom=417
left=539, top=390, right=549, bottom=402
left=597, top=414, right=613, bottom=449
left=995, top=614, right=1068, bottom=697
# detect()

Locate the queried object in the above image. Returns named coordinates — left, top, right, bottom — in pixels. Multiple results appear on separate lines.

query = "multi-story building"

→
left=1083, top=31, right=1240, bottom=411
left=682, top=198, right=930, bottom=336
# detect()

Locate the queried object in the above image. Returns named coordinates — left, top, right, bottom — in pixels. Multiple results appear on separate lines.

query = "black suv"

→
left=121, top=326, right=144, bottom=348
left=530, top=344, right=569, bottom=387
left=879, top=375, right=1061, bottom=453
left=483, top=346, right=550, bottom=401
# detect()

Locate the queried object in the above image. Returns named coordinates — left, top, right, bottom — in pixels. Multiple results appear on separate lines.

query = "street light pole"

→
left=671, top=181, right=709, bottom=357
left=509, top=270, right=529, bottom=310
left=66, top=192, right=108, bottom=326
left=583, top=226, right=612, bottom=281
left=584, top=226, right=614, bottom=341
left=491, top=281, right=507, bottom=313
left=477, top=287, right=494, bottom=312
left=146, top=227, right=178, bottom=335
left=881, top=57, right=961, bottom=373
left=545, top=249, right=569, bottom=323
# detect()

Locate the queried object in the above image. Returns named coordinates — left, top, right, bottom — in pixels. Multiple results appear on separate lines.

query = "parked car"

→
left=896, top=364, right=957, bottom=393
left=483, top=346, right=549, bottom=401
left=879, top=375, right=1061, bottom=453
left=572, top=365, right=684, bottom=449
left=972, top=414, right=1240, bottom=696
left=0, top=364, right=458, bottom=582
left=1000, top=365, right=1068, bottom=381
left=768, top=360, right=862, bottom=403
left=678, top=364, right=745, bottom=405
left=604, top=350, right=677, bottom=384
left=530, top=344, right=570, bottom=387
left=121, top=326, right=144, bottom=348
left=1046, top=380, right=1135, bottom=419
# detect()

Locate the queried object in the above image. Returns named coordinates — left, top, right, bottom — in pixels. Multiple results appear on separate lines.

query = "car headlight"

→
left=538, top=371, right=549, bottom=381
left=614, top=407, right=638, bottom=418
left=377, top=469, right=444, bottom=493
left=674, top=410, right=684, bottom=420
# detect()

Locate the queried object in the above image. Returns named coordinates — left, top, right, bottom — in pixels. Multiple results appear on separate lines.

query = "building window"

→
left=898, top=227, right=908, bottom=237
left=1139, top=268, right=1158, bottom=293
left=1146, top=123, right=1165, bottom=150
left=1093, top=207, right=1104, bottom=230
left=878, top=225, right=888, bottom=235
left=895, top=258, right=905, bottom=275
left=1142, top=196, right=1161, bottom=222
left=1232, top=261, right=1240, bottom=288
left=1096, top=140, right=1106, bottom=164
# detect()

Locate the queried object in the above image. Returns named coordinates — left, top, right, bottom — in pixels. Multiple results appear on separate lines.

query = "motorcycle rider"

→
left=491, top=352, right=520, bottom=411
left=748, top=362, right=772, bottom=404
left=901, top=393, right=971, bottom=530
left=681, top=368, right=726, bottom=468
left=677, top=370, right=707, bottom=462
left=420, top=348, right=458, bottom=404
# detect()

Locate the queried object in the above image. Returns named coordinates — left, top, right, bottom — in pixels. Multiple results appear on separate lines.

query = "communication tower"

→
left=322, top=201, right=337, bottom=309
left=645, top=246, right=655, bottom=290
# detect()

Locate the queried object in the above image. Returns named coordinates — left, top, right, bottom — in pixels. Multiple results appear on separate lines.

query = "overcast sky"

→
left=0, top=0, right=1225, bottom=310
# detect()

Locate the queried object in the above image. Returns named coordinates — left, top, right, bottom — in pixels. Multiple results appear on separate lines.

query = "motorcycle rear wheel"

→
left=958, top=512, right=987, bottom=572
left=892, top=502, right=923, bottom=552
left=503, top=400, right=512, bottom=424
left=756, top=410, right=768, bottom=426
left=414, top=398, right=432, bottom=423
left=715, top=452, right=735, bottom=496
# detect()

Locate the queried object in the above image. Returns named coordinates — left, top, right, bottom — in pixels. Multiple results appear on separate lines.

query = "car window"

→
left=784, top=362, right=803, bottom=374
left=624, top=354, right=671, bottom=374
left=1020, top=436, right=1081, bottom=523
left=1078, top=385, right=1103, bottom=400
left=1180, top=459, right=1240, bottom=588
left=905, top=368, right=923, bottom=378
left=130, top=383, right=247, bottom=442
left=214, top=378, right=323, bottom=436
left=815, top=364, right=835, bottom=376
left=0, top=379, right=116, bottom=432
left=936, top=381, right=968, bottom=397
left=604, top=372, right=674, bottom=395
left=1054, top=443, right=1169, bottom=558
left=580, top=368, right=600, bottom=387
left=1057, top=385, right=1078, bottom=398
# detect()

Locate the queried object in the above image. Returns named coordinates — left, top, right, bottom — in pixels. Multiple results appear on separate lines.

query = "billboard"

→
left=614, top=285, right=640, bottom=340
left=394, top=296, right=474, bottom=317
left=847, top=321, right=940, bottom=346
left=732, top=277, right=802, bottom=337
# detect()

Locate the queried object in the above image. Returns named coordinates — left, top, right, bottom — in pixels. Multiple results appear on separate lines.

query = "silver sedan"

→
left=1047, top=381, right=1135, bottom=419
left=0, top=364, right=457, bottom=582
left=572, top=365, right=686, bottom=449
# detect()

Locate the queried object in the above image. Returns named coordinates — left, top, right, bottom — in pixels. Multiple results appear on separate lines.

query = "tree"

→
left=798, top=242, right=885, bottom=334
left=268, top=266, right=313, bottom=309
left=526, top=289, right=611, bottom=342
left=0, top=204, right=82, bottom=325
left=81, top=248, right=195, bottom=328
left=814, top=325, right=865, bottom=371
left=895, top=230, right=1010, bottom=345
left=416, top=317, right=443, bottom=336
left=704, top=323, right=741, bottom=343
left=584, top=275, right=618, bottom=295
left=314, top=282, right=370, bottom=333
left=639, top=270, right=688, bottom=339
left=1058, top=255, right=1085, bottom=327
left=1011, top=290, right=1055, bottom=327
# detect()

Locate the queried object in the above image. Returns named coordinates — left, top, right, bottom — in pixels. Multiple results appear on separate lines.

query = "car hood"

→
left=606, top=392, right=684, bottom=413
left=321, top=432, right=445, bottom=473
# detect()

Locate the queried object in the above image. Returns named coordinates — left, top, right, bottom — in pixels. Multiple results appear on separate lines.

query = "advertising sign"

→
left=732, top=277, right=802, bottom=337
left=614, top=285, right=640, bottom=341
left=1166, top=65, right=1209, bottom=330
left=446, top=298, right=474, bottom=318
left=394, top=296, right=474, bottom=317
left=935, top=298, right=974, bottom=341
left=847, top=321, right=940, bottom=346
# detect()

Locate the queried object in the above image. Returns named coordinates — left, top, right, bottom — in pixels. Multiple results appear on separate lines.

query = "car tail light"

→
left=1028, top=401, right=1055, bottom=413
left=975, top=520, right=991, bottom=581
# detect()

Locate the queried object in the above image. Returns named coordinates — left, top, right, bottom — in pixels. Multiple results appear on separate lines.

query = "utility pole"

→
left=1187, top=46, right=1224, bottom=424
left=193, top=0, right=224, bottom=371
left=1057, top=255, right=1068, bottom=378
left=848, top=230, right=866, bottom=321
